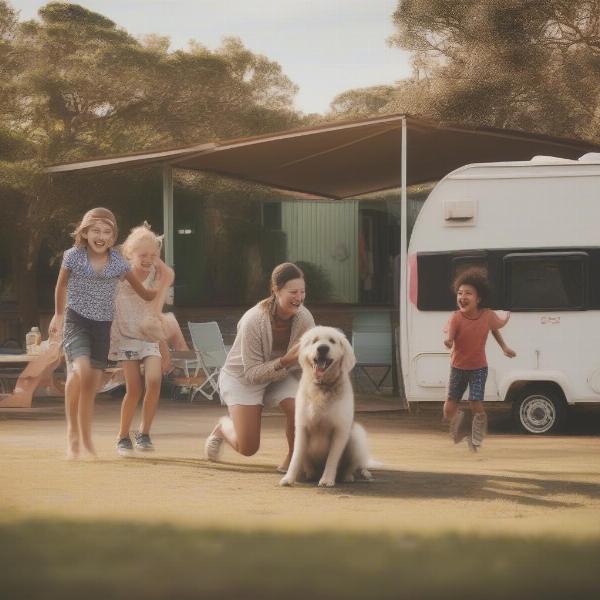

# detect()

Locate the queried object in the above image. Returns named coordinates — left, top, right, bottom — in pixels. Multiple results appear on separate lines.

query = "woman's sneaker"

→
left=204, top=431, right=224, bottom=461
left=134, top=432, right=154, bottom=452
left=116, top=436, right=134, bottom=457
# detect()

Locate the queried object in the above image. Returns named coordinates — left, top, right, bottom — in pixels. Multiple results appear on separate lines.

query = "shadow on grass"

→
left=1, top=518, right=599, bottom=600
left=110, top=455, right=277, bottom=475
left=117, top=454, right=600, bottom=508
left=289, top=470, right=600, bottom=508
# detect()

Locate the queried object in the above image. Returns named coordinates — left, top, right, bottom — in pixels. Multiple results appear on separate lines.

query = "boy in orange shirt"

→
left=443, top=268, right=516, bottom=450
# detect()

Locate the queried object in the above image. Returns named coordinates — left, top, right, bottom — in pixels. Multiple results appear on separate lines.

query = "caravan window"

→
left=451, top=254, right=488, bottom=280
left=504, top=252, right=588, bottom=311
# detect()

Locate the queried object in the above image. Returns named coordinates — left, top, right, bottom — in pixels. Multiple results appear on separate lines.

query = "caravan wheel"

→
left=513, top=388, right=567, bottom=434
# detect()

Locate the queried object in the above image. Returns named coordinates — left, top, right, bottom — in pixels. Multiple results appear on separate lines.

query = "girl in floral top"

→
left=50, top=208, right=173, bottom=459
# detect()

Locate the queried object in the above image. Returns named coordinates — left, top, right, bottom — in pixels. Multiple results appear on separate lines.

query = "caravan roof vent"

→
left=579, top=153, right=600, bottom=163
left=443, top=198, right=477, bottom=227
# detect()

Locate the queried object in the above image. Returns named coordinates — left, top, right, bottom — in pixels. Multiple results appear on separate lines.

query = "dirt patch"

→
left=1, top=397, right=599, bottom=597
left=1, top=397, right=599, bottom=538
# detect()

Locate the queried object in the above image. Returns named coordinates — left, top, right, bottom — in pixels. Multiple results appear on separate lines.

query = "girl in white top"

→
left=205, top=263, right=315, bottom=472
left=109, top=223, right=187, bottom=456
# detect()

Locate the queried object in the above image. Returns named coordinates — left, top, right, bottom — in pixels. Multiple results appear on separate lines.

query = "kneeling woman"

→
left=205, top=263, right=314, bottom=471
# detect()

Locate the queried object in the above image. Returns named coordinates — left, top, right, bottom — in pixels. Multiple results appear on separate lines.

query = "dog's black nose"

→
left=316, top=344, right=329, bottom=356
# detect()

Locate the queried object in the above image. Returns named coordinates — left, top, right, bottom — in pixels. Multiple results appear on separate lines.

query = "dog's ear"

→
left=298, top=330, right=313, bottom=369
left=339, top=332, right=356, bottom=373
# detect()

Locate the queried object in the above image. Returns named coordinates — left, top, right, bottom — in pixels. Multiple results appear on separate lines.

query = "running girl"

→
left=109, top=222, right=187, bottom=456
left=49, top=208, right=173, bottom=458
left=443, top=268, right=516, bottom=450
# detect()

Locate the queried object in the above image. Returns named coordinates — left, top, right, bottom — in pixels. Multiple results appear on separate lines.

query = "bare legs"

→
left=64, top=357, right=102, bottom=459
left=118, top=356, right=162, bottom=439
left=213, top=404, right=263, bottom=456
left=64, top=363, right=81, bottom=459
left=444, top=398, right=487, bottom=449
left=161, top=313, right=189, bottom=351
left=443, top=398, right=459, bottom=421
left=208, top=396, right=295, bottom=468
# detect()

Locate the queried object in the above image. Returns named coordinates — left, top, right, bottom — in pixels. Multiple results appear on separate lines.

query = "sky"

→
left=12, top=0, right=411, bottom=114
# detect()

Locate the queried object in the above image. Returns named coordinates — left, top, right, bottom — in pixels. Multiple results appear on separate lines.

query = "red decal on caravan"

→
left=409, top=253, right=418, bottom=306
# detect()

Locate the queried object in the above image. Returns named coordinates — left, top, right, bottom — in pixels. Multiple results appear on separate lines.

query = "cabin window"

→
left=504, top=252, right=588, bottom=311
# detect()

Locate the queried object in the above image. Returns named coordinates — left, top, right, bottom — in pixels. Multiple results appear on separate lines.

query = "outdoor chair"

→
left=185, top=321, right=228, bottom=402
left=351, top=312, right=393, bottom=393
left=168, top=350, right=202, bottom=402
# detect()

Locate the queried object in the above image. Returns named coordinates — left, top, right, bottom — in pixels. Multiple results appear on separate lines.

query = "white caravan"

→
left=403, top=153, right=600, bottom=434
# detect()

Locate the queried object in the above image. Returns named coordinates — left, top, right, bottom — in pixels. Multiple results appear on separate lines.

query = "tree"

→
left=0, top=1, right=301, bottom=329
left=389, top=0, right=600, bottom=139
left=330, top=1, right=600, bottom=143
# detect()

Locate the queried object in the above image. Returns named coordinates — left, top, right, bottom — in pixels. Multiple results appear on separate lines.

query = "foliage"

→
left=295, top=261, right=335, bottom=304
left=331, top=0, right=600, bottom=142
left=0, top=1, right=301, bottom=325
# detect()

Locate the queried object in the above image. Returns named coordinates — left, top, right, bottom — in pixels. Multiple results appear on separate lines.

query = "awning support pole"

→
left=162, top=164, right=175, bottom=304
left=162, top=164, right=174, bottom=267
left=399, top=117, right=409, bottom=404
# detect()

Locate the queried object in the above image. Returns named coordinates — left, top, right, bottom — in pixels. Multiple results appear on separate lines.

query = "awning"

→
left=47, top=114, right=600, bottom=199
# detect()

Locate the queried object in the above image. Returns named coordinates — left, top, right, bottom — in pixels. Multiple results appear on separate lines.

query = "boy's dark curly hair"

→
left=452, top=267, right=491, bottom=307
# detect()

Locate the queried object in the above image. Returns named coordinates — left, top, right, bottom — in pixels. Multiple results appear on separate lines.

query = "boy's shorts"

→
left=63, top=308, right=111, bottom=370
left=447, top=366, right=488, bottom=402
left=218, top=369, right=298, bottom=408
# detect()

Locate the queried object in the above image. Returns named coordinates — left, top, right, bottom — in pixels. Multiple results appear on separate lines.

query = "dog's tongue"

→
left=314, top=359, right=329, bottom=377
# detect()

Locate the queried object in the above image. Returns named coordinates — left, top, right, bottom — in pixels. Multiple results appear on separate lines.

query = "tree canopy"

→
left=0, top=1, right=302, bottom=326
left=331, top=0, right=600, bottom=143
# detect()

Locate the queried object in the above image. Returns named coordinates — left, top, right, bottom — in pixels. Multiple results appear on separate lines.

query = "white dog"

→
left=280, top=326, right=373, bottom=488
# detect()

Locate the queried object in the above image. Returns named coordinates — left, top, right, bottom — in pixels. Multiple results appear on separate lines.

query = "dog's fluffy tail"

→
left=367, top=458, right=389, bottom=470
left=352, top=423, right=388, bottom=470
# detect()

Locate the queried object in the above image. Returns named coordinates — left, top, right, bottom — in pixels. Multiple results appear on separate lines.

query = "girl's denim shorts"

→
left=63, top=308, right=111, bottom=370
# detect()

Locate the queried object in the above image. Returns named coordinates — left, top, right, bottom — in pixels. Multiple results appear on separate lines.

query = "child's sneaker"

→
left=116, top=436, right=134, bottom=457
left=134, top=432, right=154, bottom=452
left=449, top=410, right=466, bottom=444
left=466, top=437, right=479, bottom=453
left=471, top=413, right=488, bottom=448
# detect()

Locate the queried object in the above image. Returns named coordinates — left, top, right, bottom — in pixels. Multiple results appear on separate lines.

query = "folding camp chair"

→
left=168, top=350, right=203, bottom=401
left=186, top=321, right=228, bottom=402
left=351, top=312, right=393, bottom=393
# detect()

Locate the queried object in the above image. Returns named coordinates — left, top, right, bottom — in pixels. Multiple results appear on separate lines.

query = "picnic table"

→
left=0, top=352, right=65, bottom=408
left=0, top=354, right=36, bottom=393
left=0, top=352, right=124, bottom=408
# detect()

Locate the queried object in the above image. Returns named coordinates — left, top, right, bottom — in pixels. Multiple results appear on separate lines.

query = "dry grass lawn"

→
left=1, top=396, right=599, bottom=599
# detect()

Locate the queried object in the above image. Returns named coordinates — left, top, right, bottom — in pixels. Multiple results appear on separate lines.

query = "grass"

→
left=1, top=401, right=599, bottom=598
left=1, top=518, right=600, bottom=600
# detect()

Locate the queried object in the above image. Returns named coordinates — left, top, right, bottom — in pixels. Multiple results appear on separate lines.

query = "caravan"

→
left=403, top=153, right=600, bottom=434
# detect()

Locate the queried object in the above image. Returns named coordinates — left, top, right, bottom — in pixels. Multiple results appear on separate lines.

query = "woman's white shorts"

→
left=218, top=370, right=298, bottom=408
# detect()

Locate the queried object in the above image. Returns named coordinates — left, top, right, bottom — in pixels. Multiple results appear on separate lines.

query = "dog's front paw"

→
left=279, top=476, right=295, bottom=487
left=359, top=468, right=373, bottom=481
left=318, top=476, right=336, bottom=488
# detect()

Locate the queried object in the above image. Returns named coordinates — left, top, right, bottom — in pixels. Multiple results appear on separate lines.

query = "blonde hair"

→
left=72, top=207, right=118, bottom=247
left=121, top=221, right=163, bottom=261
